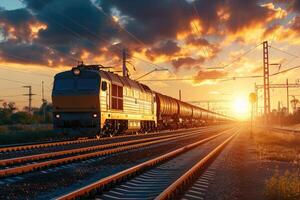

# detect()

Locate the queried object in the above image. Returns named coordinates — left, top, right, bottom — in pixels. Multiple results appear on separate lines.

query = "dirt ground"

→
left=205, top=127, right=300, bottom=200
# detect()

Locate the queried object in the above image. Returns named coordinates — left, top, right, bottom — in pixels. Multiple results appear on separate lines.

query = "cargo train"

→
left=52, top=64, right=233, bottom=136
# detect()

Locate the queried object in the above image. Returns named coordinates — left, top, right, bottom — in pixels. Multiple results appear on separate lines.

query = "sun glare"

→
left=232, top=97, right=250, bottom=120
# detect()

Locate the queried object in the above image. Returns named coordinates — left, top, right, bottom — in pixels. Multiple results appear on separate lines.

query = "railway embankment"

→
left=205, top=128, right=300, bottom=200
left=0, top=124, right=58, bottom=145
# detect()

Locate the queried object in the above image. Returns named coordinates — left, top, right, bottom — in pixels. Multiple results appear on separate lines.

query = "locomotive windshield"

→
left=77, top=79, right=98, bottom=90
left=54, top=78, right=99, bottom=91
left=54, top=79, right=74, bottom=91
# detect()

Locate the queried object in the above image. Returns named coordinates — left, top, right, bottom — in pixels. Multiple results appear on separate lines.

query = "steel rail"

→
left=269, top=127, right=300, bottom=134
left=0, top=127, right=222, bottom=177
left=0, top=128, right=208, bottom=166
left=0, top=126, right=211, bottom=153
left=155, top=131, right=238, bottom=200
left=55, top=128, right=234, bottom=200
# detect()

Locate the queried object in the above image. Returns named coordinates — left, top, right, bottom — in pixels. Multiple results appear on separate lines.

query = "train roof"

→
left=55, top=64, right=152, bottom=94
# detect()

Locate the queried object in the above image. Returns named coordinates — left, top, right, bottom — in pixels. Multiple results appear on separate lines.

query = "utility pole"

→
left=42, top=81, right=46, bottom=122
left=255, top=81, right=300, bottom=116
left=286, top=79, right=289, bottom=114
left=249, top=93, right=257, bottom=138
left=263, top=41, right=270, bottom=122
left=122, top=49, right=128, bottom=78
left=254, top=82, right=258, bottom=117
left=23, top=86, right=35, bottom=113
left=179, top=90, right=182, bottom=101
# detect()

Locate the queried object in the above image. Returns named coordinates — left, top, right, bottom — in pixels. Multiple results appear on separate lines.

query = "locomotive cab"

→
left=52, top=66, right=101, bottom=136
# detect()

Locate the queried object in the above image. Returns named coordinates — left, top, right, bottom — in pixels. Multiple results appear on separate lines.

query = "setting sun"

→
left=232, top=97, right=250, bottom=120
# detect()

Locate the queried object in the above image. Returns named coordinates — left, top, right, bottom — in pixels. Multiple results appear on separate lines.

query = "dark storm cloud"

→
left=224, top=0, right=274, bottom=33
left=145, top=40, right=181, bottom=60
left=0, top=8, right=37, bottom=42
left=185, top=36, right=220, bottom=58
left=0, top=41, right=50, bottom=65
left=291, top=16, right=300, bottom=32
left=31, top=0, right=118, bottom=50
left=23, top=0, right=55, bottom=11
left=0, top=0, right=283, bottom=69
left=186, top=36, right=211, bottom=46
left=293, top=0, right=300, bottom=11
left=98, top=0, right=195, bottom=44
left=171, top=56, right=205, bottom=70
left=0, top=0, right=119, bottom=66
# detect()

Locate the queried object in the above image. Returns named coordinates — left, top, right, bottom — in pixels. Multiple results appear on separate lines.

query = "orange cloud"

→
left=193, top=70, right=228, bottom=84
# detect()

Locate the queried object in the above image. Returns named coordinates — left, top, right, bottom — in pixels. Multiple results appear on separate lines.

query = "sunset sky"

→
left=1, top=0, right=300, bottom=119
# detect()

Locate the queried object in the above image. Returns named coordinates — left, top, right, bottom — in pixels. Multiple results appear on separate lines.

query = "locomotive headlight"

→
left=73, top=68, right=80, bottom=75
left=55, top=114, right=60, bottom=119
left=92, top=113, right=98, bottom=118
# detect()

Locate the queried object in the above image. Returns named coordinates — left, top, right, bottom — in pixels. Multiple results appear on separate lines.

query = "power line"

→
left=140, top=75, right=263, bottom=82
left=20, top=0, right=170, bottom=73
left=270, top=65, right=300, bottom=76
left=0, top=77, right=41, bottom=86
left=269, top=45, right=300, bottom=58
left=190, top=1, right=217, bottom=65
left=0, top=86, right=24, bottom=91
left=95, top=6, right=147, bottom=47
left=15, top=0, right=174, bottom=83
left=140, top=63, right=300, bottom=82
left=0, top=66, right=53, bottom=78
left=0, top=94, right=23, bottom=98
left=209, top=42, right=263, bottom=69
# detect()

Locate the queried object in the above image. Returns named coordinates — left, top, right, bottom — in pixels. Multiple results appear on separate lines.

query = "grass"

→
left=0, top=124, right=66, bottom=145
left=254, top=129, right=300, bottom=163
left=265, top=170, right=300, bottom=200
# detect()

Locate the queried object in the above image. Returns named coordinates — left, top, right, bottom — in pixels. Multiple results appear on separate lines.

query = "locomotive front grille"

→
left=54, top=112, right=100, bottom=129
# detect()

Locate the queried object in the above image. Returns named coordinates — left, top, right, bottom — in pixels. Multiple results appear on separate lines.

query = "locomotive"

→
left=52, top=64, right=232, bottom=136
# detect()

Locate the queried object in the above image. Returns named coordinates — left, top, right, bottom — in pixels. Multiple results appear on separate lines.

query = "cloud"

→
left=291, top=16, right=300, bottom=32
left=0, top=0, right=292, bottom=69
left=0, top=8, right=39, bottom=42
left=171, top=56, right=205, bottom=70
left=193, top=69, right=228, bottom=84
left=262, top=24, right=281, bottom=39
left=145, top=40, right=181, bottom=60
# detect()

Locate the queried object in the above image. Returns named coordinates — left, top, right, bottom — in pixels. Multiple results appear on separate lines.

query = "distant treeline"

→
left=0, top=101, right=53, bottom=125
left=258, top=108, right=300, bottom=126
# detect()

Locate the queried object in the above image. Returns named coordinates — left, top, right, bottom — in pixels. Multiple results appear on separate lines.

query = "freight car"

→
left=52, top=64, right=232, bottom=136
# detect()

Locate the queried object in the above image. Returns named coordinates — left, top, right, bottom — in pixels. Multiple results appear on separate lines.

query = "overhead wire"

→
left=217, top=42, right=263, bottom=69
left=269, top=45, right=300, bottom=58
left=190, top=1, right=221, bottom=67
left=0, top=65, right=53, bottom=78
left=95, top=6, right=147, bottom=47
left=0, top=77, right=41, bottom=86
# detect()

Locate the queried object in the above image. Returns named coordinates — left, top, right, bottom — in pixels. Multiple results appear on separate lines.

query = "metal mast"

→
left=23, top=86, right=35, bottom=113
left=263, top=41, right=270, bottom=117
left=122, top=49, right=128, bottom=78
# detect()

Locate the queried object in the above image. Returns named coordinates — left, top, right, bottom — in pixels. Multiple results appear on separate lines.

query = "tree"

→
left=290, top=98, right=299, bottom=114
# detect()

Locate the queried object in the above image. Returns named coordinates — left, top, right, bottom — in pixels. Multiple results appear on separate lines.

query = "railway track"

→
left=267, top=126, right=300, bottom=134
left=0, top=126, right=234, bottom=199
left=55, top=127, right=239, bottom=200
left=0, top=127, right=209, bottom=153
left=0, top=126, right=225, bottom=161
left=0, top=126, right=229, bottom=177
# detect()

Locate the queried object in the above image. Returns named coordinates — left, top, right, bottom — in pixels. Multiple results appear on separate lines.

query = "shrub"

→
left=265, top=170, right=300, bottom=200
